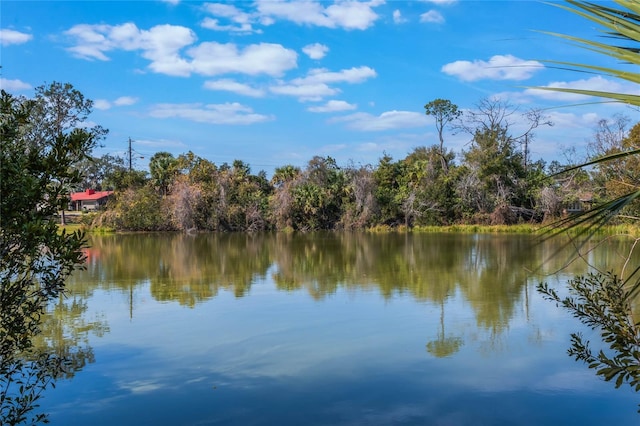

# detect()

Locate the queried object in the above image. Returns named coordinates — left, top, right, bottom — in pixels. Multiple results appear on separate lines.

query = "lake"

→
left=38, top=232, right=639, bottom=425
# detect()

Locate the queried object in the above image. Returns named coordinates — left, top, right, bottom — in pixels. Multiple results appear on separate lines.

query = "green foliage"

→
left=76, top=153, right=126, bottom=191
left=149, top=151, right=178, bottom=196
left=96, top=133, right=564, bottom=232
left=534, top=0, right=640, bottom=410
left=538, top=273, right=640, bottom=401
left=106, top=169, right=148, bottom=191
left=110, top=186, right=171, bottom=231
left=373, top=153, right=404, bottom=226
left=400, top=146, right=460, bottom=226
left=424, top=98, right=461, bottom=172
left=288, top=156, right=345, bottom=231
left=590, top=120, right=640, bottom=219
left=1, top=86, right=98, bottom=424
left=464, top=124, right=525, bottom=211
left=536, top=0, right=640, bottom=106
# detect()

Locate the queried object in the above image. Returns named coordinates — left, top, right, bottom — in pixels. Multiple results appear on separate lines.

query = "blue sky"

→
left=2, top=0, right=639, bottom=176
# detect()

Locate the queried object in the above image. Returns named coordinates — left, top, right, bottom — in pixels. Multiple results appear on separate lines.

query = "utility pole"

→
left=128, top=137, right=132, bottom=171
left=523, top=134, right=529, bottom=173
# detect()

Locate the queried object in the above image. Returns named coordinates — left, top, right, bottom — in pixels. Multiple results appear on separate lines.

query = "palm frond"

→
left=536, top=1, right=640, bottom=283
left=552, top=147, right=640, bottom=176
left=532, top=86, right=640, bottom=106
left=536, top=33, right=640, bottom=71
left=542, top=190, right=640, bottom=237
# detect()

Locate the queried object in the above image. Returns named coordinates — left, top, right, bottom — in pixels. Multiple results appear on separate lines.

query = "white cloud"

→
left=420, top=10, right=444, bottom=24
left=269, top=66, right=376, bottom=101
left=140, top=24, right=196, bottom=76
left=307, top=100, right=357, bottom=113
left=200, top=17, right=256, bottom=34
left=543, top=111, right=603, bottom=129
left=421, top=0, right=458, bottom=4
left=393, top=10, right=407, bottom=24
left=303, top=43, right=329, bottom=60
left=0, top=78, right=32, bottom=91
left=114, top=96, right=139, bottom=106
left=136, top=138, right=187, bottom=148
left=93, top=99, right=112, bottom=110
left=188, top=42, right=298, bottom=77
left=160, top=0, right=180, bottom=4
left=64, top=22, right=196, bottom=76
left=148, top=102, right=273, bottom=125
left=524, top=76, right=639, bottom=102
left=201, top=3, right=258, bottom=34
left=296, top=66, right=377, bottom=84
left=255, top=0, right=384, bottom=30
left=64, top=23, right=297, bottom=78
left=203, top=79, right=266, bottom=97
left=0, top=29, right=33, bottom=46
left=93, top=96, right=139, bottom=110
left=200, top=1, right=385, bottom=33
left=355, top=132, right=425, bottom=154
left=331, top=110, right=430, bottom=131
left=441, top=54, right=543, bottom=81
left=269, top=82, right=339, bottom=101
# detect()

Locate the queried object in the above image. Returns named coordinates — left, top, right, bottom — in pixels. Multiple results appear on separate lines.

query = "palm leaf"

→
left=536, top=0, right=640, bottom=295
left=552, top=147, right=640, bottom=176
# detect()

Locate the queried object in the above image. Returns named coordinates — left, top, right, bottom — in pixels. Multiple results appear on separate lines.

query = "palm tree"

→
left=535, top=0, right=640, bottom=403
left=539, top=0, right=640, bottom=236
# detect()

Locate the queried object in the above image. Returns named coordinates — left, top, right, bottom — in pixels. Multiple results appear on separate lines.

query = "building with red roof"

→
left=70, top=189, right=114, bottom=211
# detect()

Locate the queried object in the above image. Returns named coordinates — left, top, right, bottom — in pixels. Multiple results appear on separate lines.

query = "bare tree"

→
left=456, top=98, right=552, bottom=165
left=168, top=177, right=204, bottom=232
left=341, top=163, right=377, bottom=229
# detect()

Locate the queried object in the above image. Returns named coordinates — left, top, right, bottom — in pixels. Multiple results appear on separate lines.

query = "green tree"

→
left=25, top=82, right=107, bottom=148
left=0, top=88, right=99, bottom=424
left=110, top=186, right=171, bottom=231
left=424, top=98, right=461, bottom=172
left=269, top=165, right=302, bottom=230
left=456, top=98, right=549, bottom=222
left=287, top=156, right=345, bottom=231
left=373, top=153, right=403, bottom=226
left=149, top=151, right=178, bottom=196
left=589, top=118, right=640, bottom=219
left=76, top=153, right=126, bottom=190
left=463, top=124, right=525, bottom=213
left=208, top=160, right=271, bottom=232
left=400, top=146, right=459, bottom=226
left=105, top=168, right=148, bottom=191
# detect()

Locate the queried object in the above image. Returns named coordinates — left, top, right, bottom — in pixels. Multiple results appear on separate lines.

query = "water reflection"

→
left=426, top=301, right=463, bottom=357
left=41, top=232, right=640, bottom=425
left=35, top=294, right=109, bottom=379
left=65, top=232, right=639, bottom=332
left=75, top=233, right=272, bottom=305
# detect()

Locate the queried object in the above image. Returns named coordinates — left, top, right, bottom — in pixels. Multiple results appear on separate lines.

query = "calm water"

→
left=38, top=232, right=639, bottom=425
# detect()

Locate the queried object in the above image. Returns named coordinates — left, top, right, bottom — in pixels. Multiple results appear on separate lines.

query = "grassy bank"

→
left=413, top=224, right=540, bottom=234
left=57, top=223, right=115, bottom=234
left=57, top=220, right=639, bottom=237
left=369, top=223, right=640, bottom=237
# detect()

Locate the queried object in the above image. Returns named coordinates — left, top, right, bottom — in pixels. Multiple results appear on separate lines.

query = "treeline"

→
left=87, top=115, right=639, bottom=232
left=90, top=149, right=546, bottom=232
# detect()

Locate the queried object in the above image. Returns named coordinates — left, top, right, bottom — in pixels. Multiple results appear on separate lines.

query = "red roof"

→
left=71, top=189, right=114, bottom=201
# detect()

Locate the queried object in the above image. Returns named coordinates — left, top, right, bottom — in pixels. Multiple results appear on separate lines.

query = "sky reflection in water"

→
left=40, top=233, right=639, bottom=425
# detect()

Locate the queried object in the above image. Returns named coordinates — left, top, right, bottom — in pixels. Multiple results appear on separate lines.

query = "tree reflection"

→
left=67, top=232, right=637, bottom=350
left=426, top=300, right=463, bottom=358
left=29, top=273, right=109, bottom=387
left=33, top=295, right=108, bottom=379
left=70, top=234, right=273, bottom=308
